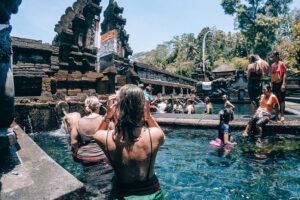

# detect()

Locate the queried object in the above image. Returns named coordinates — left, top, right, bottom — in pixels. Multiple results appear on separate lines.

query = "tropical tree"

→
left=221, top=0, right=293, bottom=58
left=275, top=9, right=300, bottom=72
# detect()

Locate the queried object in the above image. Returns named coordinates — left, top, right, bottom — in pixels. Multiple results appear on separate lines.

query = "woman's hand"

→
left=144, top=98, right=151, bottom=120
left=105, top=95, right=117, bottom=120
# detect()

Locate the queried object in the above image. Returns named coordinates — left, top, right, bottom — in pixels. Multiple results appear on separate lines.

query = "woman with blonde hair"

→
left=71, top=95, right=114, bottom=198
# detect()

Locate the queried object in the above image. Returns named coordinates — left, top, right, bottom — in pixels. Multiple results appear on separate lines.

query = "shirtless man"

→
left=55, top=101, right=81, bottom=135
left=222, top=95, right=235, bottom=110
left=204, top=97, right=213, bottom=114
left=94, top=84, right=165, bottom=199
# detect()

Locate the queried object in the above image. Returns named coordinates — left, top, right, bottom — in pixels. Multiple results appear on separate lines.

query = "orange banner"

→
left=101, top=29, right=118, bottom=43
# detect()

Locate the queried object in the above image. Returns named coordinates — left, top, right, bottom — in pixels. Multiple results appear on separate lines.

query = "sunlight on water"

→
left=30, top=128, right=300, bottom=200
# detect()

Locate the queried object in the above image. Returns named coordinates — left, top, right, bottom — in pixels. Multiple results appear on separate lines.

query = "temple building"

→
left=212, top=62, right=236, bottom=78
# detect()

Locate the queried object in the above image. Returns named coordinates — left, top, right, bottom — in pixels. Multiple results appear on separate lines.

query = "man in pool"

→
left=243, top=85, right=279, bottom=139
left=204, top=97, right=213, bottom=114
left=56, top=101, right=81, bottom=136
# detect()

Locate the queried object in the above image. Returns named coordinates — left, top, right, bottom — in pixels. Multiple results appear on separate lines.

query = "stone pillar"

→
left=173, top=87, right=176, bottom=95
left=180, top=87, right=183, bottom=95
left=187, top=88, right=189, bottom=95
left=162, top=85, right=165, bottom=95
left=0, top=0, right=22, bottom=152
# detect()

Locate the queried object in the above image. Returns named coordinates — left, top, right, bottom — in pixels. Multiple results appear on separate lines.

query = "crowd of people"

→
left=63, top=84, right=165, bottom=199
left=212, top=51, right=286, bottom=149
left=60, top=51, right=286, bottom=199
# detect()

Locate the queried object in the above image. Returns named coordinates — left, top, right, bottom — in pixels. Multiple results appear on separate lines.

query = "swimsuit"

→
left=77, top=115, right=114, bottom=197
left=106, top=128, right=164, bottom=200
left=248, top=64, right=262, bottom=108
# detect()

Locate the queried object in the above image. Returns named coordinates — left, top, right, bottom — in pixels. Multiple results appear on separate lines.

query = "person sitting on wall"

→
left=271, top=51, right=287, bottom=122
left=157, top=99, right=168, bottom=113
left=165, top=98, right=173, bottom=113
left=247, top=54, right=264, bottom=115
left=204, top=97, right=213, bottom=114
left=243, top=85, right=279, bottom=140
left=94, top=84, right=165, bottom=199
left=70, top=96, right=114, bottom=198
left=173, top=99, right=184, bottom=113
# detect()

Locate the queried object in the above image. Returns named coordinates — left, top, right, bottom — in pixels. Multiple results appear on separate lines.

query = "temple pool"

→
left=30, top=127, right=300, bottom=199
left=195, top=103, right=252, bottom=115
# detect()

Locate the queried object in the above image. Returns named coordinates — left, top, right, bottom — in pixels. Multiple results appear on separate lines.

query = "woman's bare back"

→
left=95, top=126, right=164, bottom=184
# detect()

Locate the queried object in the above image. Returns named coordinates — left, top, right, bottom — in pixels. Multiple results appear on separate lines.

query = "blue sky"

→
left=10, top=0, right=300, bottom=53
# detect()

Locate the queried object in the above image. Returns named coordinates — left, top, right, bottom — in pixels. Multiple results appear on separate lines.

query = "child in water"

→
left=210, top=108, right=236, bottom=148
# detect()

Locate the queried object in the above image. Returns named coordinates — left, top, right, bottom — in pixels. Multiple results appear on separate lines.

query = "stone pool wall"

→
left=1, top=126, right=86, bottom=199
left=15, top=101, right=85, bottom=133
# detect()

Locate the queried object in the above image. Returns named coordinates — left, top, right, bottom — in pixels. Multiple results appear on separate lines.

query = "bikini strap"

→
left=147, top=127, right=153, bottom=180
left=105, top=129, right=114, bottom=168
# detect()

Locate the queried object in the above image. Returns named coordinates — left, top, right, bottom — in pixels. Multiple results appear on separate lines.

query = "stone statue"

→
left=0, top=0, right=22, bottom=150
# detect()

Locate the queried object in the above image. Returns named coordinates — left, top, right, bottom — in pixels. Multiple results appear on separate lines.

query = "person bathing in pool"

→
left=94, top=84, right=165, bottom=200
left=210, top=108, right=236, bottom=148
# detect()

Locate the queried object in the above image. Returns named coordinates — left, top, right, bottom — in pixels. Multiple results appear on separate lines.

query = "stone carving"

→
left=99, top=0, right=132, bottom=72
left=196, top=68, right=248, bottom=100
left=0, top=0, right=22, bottom=150
left=53, top=0, right=102, bottom=73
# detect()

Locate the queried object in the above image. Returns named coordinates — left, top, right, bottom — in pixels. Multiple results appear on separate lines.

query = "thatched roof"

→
left=213, top=63, right=236, bottom=73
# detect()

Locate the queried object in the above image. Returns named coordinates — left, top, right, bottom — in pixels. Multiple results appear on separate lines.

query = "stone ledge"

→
left=1, top=126, right=86, bottom=200
left=154, top=114, right=300, bottom=132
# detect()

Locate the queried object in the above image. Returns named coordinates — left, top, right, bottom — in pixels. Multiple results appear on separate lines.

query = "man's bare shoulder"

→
left=64, top=112, right=81, bottom=124
left=65, top=112, right=81, bottom=119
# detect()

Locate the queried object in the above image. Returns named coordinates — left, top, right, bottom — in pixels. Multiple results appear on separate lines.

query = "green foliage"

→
left=212, top=57, right=248, bottom=71
left=275, top=9, right=300, bottom=72
left=131, top=43, right=171, bottom=69
left=230, top=57, right=249, bottom=70
left=131, top=3, right=298, bottom=77
left=221, top=0, right=293, bottom=58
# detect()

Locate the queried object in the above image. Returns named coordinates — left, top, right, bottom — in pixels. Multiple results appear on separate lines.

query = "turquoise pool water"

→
left=30, top=127, right=300, bottom=199
left=195, top=103, right=252, bottom=115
